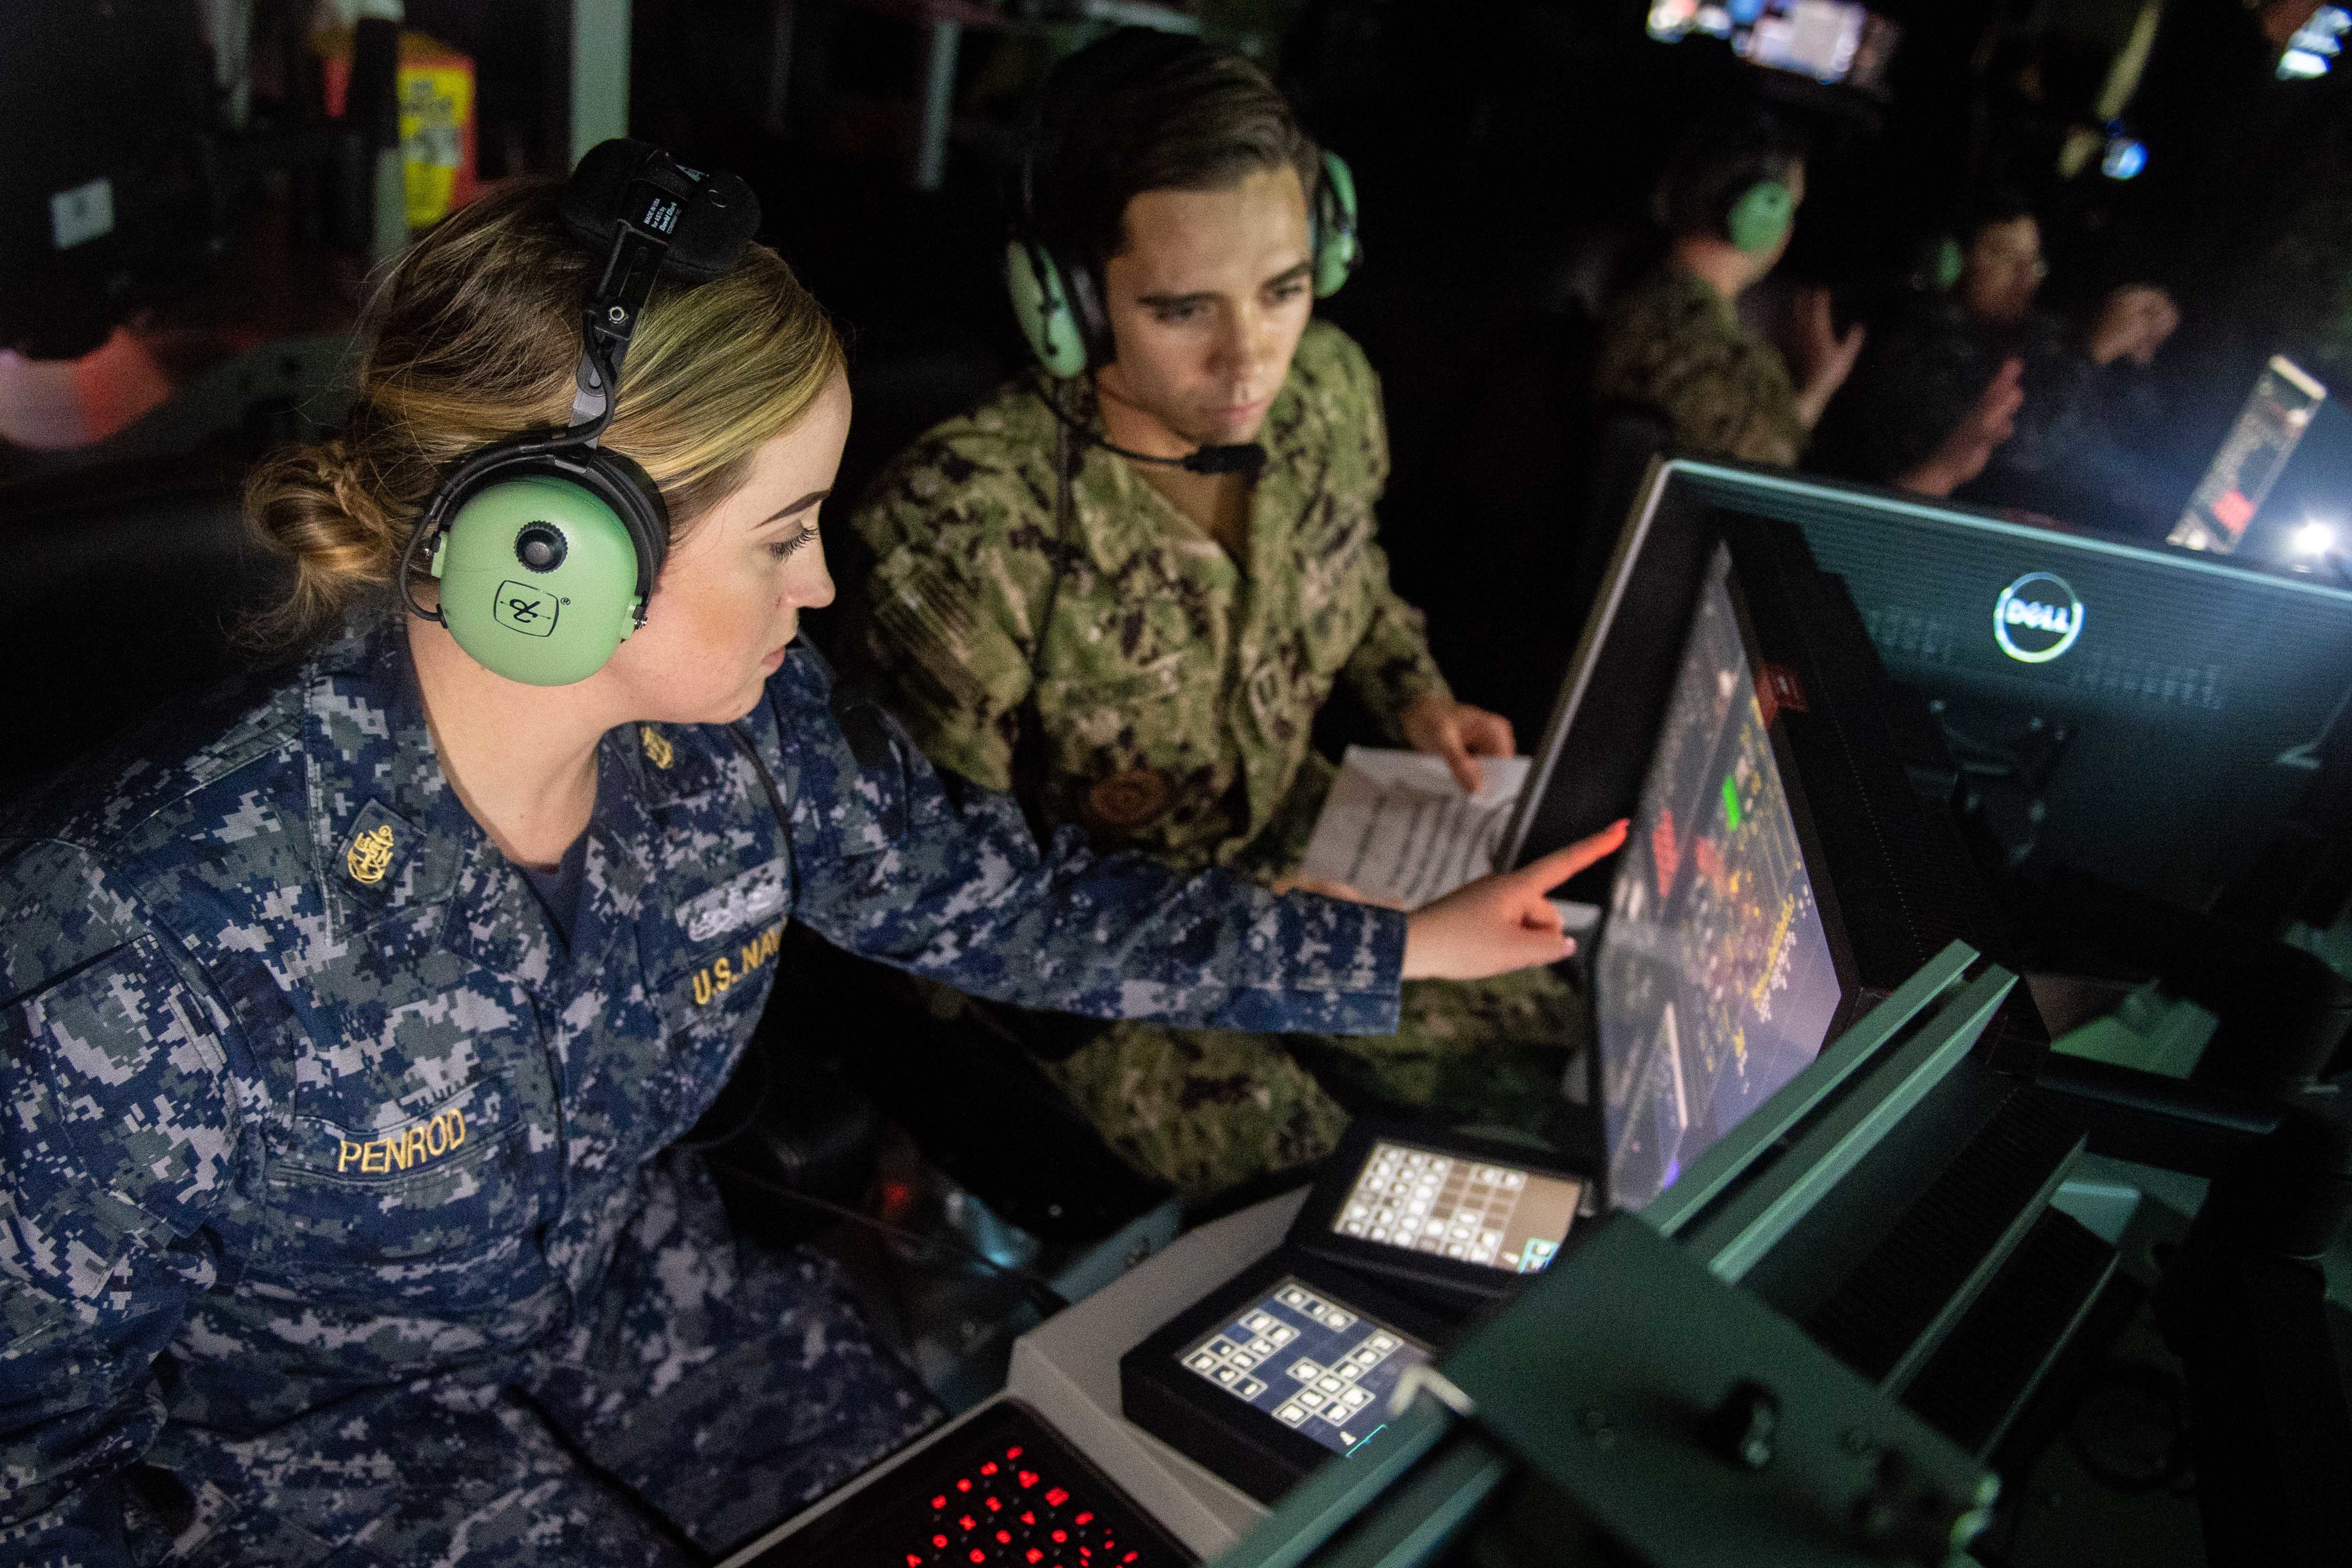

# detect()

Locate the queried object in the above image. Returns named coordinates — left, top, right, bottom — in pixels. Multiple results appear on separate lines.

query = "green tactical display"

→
left=431, top=475, right=643, bottom=686
left=1727, top=179, right=1795, bottom=255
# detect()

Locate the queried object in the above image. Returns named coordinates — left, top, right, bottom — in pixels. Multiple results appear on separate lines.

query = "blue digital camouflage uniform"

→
left=0, top=612, right=1405, bottom=1568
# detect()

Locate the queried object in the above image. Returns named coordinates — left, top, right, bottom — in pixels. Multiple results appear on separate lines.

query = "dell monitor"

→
left=1529, top=459, right=2352, bottom=925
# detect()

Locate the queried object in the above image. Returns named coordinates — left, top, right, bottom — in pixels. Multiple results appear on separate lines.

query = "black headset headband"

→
left=399, top=141, right=760, bottom=626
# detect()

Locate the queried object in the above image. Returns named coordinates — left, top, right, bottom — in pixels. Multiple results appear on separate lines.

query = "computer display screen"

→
left=1327, top=1140, right=1584, bottom=1275
left=1176, top=1280, right=1432, bottom=1457
left=1646, top=0, right=1899, bottom=91
left=1596, top=546, right=1846, bottom=1211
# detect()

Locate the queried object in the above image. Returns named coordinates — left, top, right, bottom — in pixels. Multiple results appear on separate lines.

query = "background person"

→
left=0, top=164, right=1620, bottom=1568
left=1596, top=106, right=2023, bottom=498
left=849, top=32, right=1594, bottom=1203
left=1814, top=190, right=2180, bottom=525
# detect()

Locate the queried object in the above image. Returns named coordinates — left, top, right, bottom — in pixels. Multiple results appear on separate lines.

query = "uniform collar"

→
left=1041, top=360, right=1324, bottom=578
left=301, top=612, right=655, bottom=981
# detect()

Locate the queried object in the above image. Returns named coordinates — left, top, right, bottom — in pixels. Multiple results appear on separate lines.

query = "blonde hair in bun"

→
left=244, top=179, right=841, bottom=649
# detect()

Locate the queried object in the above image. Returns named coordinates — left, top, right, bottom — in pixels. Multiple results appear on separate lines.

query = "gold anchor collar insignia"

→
left=640, top=724, right=675, bottom=770
left=338, top=800, right=416, bottom=901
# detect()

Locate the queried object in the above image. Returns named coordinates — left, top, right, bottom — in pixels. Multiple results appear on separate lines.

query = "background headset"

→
left=1001, top=30, right=1360, bottom=478
left=396, top=140, right=760, bottom=686
left=1652, top=107, right=1803, bottom=260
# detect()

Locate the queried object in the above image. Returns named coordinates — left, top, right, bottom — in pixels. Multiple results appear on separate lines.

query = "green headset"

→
left=1723, top=176, right=1796, bottom=256
left=1002, top=33, right=1361, bottom=378
left=396, top=140, right=760, bottom=686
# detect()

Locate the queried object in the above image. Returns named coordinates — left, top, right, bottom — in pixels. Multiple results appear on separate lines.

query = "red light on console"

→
left=956, top=1478, right=972, bottom=1492
left=1006, top=1446, right=1023, bottom=1459
left=932, top=1535, right=948, bottom=1549
left=969, top=1552, right=985, bottom=1565
left=1074, top=1512, right=1093, bottom=1526
left=1017, top=1470, right=1039, bottom=1488
left=1045, top=1488, right=1069, bottom=1506
left=1027, top=1553, right=1044, bottom=1565
left=980, top=1462, right=998, bottom=1475
left=931, top=1495, right=947, bottom=1510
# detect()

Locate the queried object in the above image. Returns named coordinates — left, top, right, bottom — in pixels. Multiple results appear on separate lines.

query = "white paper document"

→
left=1298, top=746, right=1531, bottom=911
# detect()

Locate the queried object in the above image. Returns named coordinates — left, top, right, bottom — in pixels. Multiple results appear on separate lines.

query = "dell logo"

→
left=1993, top=572, right=2084, bottom=664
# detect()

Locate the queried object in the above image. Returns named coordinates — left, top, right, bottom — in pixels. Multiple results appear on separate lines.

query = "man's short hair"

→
left=1954, top=187, right=2039, bottom=248
left=1029, top=29, right=1322, bottom=270
left=1651, top=104, right=1810, bottom=241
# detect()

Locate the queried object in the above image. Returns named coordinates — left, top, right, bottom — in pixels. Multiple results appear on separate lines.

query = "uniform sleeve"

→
left=1323, top=334, right=1455, bottom=733
left=770, top=654, right=1405, bottom=1034
left=847, top=431, right=1049, bottom=795
left=0, top=854, right=241, bottom=1568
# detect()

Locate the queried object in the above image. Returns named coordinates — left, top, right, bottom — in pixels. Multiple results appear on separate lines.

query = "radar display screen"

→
left=1328, top=1140, right=1583, bottom=1275
left=1596, top=546, right=1845, bottom=1211
left=1173, top=1279, right=1432, bottom=1457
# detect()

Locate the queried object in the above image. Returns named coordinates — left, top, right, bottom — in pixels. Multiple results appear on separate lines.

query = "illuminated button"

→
left=1280, top=1289, right=1311, bottom=1307
left=1369, top=1334, right=1398, bottom=1351
left=1342, top=1221, right=1366, bottom=1236
left=1289, top=1359, right=1322, bottom=1381
left=932, top=1496, right=947, bottom=1510
left=969, top=1552, right=985, bottom=1564
left=998, top=1530, right=1013, bottom=1544
left=1267, top=1325, right=1296, bottom=1345
left=934, top=1536, right=950, bottom=1549
left=957, top=1479, right=972, bottom=1492
left=980, top=1462, right=998, bottom=1476
left=1027, top=1553, right=1044, bottom=1564
left=1188, top=1353, right=1219, bottom=1373
left=1075, top=1514, right=1093, bottom=1526
left=1246, top=1336, right=1276, bottom=1356
left=1277, top=1403, right=1309, bottom=1424
left=1335, top=1363, right=1361, bottom=1381
left=1214, top=1367, right=1239, bottom=1384
left=960, top=1515, right=976, bottom=1530
left=1369, top=1227, right=1390, bottom=1242
left=1046, top=1489, right=1070, bottom=1506
left=1236, top=1377, right=1266, bottom=1398
left=986, top=1498, right=1002, bottom=1513
left=1445, top=1243, right=1467, bottom=1258
left=1341, top=1387, right=1373, bottom=1408
left=1230, top=1352, right=1256, bottom=1369
left=1316, top=1375, right=1345, bottom=1394
left=1017, top=1471, right=1039, bottom=1488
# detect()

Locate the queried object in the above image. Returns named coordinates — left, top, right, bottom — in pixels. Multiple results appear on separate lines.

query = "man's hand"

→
left=2088, top=284, right=2180, bottom=368
left=1401, top=820, right=1629, bottom=981
left=1895, top=356, right=2024, bottom=497
left=1399, top=696, right=1515, bottom=793
left=1785, top=286, right=1867, bottom=427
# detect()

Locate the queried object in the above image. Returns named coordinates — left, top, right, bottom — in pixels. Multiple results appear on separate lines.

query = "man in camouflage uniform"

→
left=1594, top=105, right=2022, bottom=499
left=1592, top=106, right=1856, bottom=470
left=851, top=34, right=1578, bottom=1203
left=0, top=615, right=1410, bottom=1568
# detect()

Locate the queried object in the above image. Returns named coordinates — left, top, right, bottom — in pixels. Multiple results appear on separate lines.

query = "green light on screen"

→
left=1722, top=775, right=1741, bottom=831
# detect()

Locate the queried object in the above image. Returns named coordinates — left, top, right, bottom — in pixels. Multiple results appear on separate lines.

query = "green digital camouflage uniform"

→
left=1592, top=264, right=1809, bottom=466
left=851, top=321, right=1578, bottom=1201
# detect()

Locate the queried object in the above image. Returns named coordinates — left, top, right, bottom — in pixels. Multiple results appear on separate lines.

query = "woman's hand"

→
left=1399, top=696, right=1516, bottom=793
left=1400, top=820, right=1629, bottom=981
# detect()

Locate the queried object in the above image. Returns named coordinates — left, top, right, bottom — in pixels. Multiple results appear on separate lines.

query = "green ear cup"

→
left=1727, top=179, right=1795, bottom=256
left=1314, top=151, right=1360, bottom=299
left=1931, top=234, right=1964, bottom=291
left=432, top=475, right=644, bottom=686
left=1006, top=239, right=1089, bottom=377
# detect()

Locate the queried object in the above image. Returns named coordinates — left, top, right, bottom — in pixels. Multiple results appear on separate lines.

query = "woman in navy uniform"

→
left=0, top=172, right=1619, bottom=1567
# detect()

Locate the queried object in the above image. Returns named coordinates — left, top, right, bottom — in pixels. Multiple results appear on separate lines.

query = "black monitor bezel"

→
left=1118, top=1250, right=1454, bottom=1506
left=1281, top=1118, right=1593, bottom=1305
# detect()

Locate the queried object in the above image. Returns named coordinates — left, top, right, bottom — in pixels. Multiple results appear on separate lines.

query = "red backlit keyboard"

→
left=745, top=1399, right=1192, bottom=1568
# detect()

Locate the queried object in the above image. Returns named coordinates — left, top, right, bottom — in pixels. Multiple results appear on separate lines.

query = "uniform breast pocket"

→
left=258, top=1076, right=547, bottom=1305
